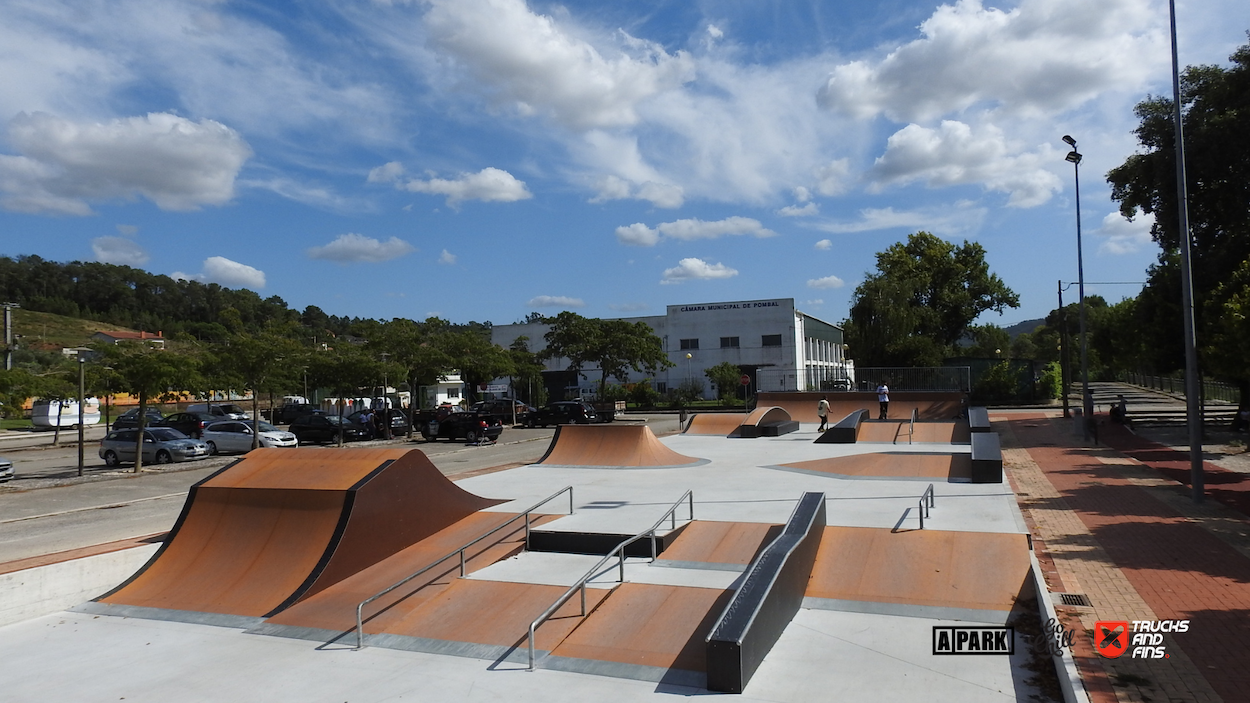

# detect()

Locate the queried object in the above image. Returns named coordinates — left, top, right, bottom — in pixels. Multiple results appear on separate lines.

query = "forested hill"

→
left=0, top=255, right=366, bottom=342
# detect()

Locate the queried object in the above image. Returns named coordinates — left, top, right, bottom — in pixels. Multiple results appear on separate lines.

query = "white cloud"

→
left=368, top=161, right=405, bottom=184
left=307, top=233, right=415, bottom=263
left=608, top=302, right=649, bottom=312
left=817, top=0, right=1164, bottom=122
left=814, top=239, right=833, bottom=250
left=804, top=299, right=824, bottom=307
left=661, top=258, right=738, bottom=284
left=778, top=202, right=818, bottom=217
left=527, top=295, right=585, bottom=308
left=0, top=112, right=251, bottom=215
left=869, top=121, right=1062, bottom=207
left=616, top=223, right=660, bottom=247
left=807, top=275, right=845, bottom=289
left=401, top=167, right=532, bottom=207
left=816, top=204, right=987, bottom=236
left=173, top=256, right=266, bottom=290
left=815, top=159, right=851, bottom=196
left=1094, top=210, right=1154, bottom=255
left=590, top=174, right=684, bottom=208
left=617, top=216, right=776, bottom=247
left=92, top=236, right=149, bottom=266
left=439, top=249, right=457, bottom=265
left=423, top=0, right=695, bottom=130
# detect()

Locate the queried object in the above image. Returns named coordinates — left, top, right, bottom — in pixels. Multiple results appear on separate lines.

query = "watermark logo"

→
left=1094, top=621, right=1128, bottom=658
left=933, top=626, right=1015, bottom=655
left=1026, top=618, right=1076, bottom=658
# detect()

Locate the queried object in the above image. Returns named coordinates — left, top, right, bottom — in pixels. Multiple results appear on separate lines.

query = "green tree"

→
left=962, top=324, right=1011, bottom=359
left=97, top=341, right=200, bottom=471
left=437, top=328, right=513, bottom=404
left=541, top=312, right=673, bottom=396
left=703, top=361, right=744, bottom=404
left=307, top=345, right=380, bottom=447
left=213, top=333, right=306, bottom=449
left=507, top=336, right=546, bottom=407
left=845, top=232, right=1019, bottom=366
left=372, top=318, right=452, bottom=434
left=1107, top=38, right=1250, bottom=419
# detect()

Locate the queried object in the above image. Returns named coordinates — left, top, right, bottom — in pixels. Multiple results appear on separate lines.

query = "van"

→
left=186, top=403, right=250, bottom=420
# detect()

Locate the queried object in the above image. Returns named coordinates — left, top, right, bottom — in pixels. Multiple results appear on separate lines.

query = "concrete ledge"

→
left=970, top=432, right=1003, bottom=483
left=968, top=407, right=991, bottom=433
left=0, top=544, right=158, bottom=627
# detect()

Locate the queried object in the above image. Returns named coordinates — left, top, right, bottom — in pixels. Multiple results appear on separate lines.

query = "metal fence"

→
left=1121, top=372, right=1241, bottom=405
left=757, top=366, right=970, bottom=393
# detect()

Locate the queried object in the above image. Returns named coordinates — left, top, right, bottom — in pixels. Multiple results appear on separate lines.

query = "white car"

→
left=0, top=455, right=13, bottom=482
left=201, top=420, right=298, bottom=454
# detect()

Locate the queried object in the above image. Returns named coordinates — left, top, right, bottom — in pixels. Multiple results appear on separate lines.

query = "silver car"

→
left=99, top=427, right=210, bottom=466
left=201, top=420, right=298, bottom=455
left=0, top=455, right=12, bottom=482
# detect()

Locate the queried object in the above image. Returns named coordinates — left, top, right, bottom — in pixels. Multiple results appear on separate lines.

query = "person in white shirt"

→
left=876, top=383, right=889, bottom=420
left=817, top=396, right=830, bottom=431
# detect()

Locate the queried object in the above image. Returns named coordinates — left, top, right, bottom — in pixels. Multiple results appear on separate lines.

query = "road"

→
left=0, top=414, right=682, bottom=565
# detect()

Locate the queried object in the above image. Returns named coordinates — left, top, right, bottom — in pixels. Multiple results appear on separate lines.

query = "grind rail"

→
left=527, top=490, right=695, bottom=671
left=354, top=485, right=575, bottom=649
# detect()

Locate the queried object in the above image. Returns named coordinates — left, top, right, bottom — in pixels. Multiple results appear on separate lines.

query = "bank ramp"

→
left=92, top=447, right=502, bottom=621
left=537, top=424, right=705, bottom=468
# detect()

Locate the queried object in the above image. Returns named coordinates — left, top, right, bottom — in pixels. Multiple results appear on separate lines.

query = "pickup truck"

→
left=270, top=402, right=319, bottom=425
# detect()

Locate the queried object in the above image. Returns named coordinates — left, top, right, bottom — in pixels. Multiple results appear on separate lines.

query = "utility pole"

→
left=2, top=302, right=19, bottom=370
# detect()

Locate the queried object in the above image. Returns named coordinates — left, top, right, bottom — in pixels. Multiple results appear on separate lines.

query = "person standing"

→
left=876, top=383, right=890, bottom=420
left=817, top=396, right=830, bottom=432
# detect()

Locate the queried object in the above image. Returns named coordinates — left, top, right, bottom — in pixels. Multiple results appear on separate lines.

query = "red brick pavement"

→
left=1099, top=421, right=1250, bottom=518
left=1008, top=416, right=1250, bottom=703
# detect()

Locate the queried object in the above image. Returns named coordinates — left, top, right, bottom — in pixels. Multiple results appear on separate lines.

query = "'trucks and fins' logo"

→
left=1095, top=620, right=1189, bottom=659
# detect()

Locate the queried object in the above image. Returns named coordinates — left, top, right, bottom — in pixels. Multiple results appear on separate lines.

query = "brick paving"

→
left=998, top=411, right=1250, bottom=703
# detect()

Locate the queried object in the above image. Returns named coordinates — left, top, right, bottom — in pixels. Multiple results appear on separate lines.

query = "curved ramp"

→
left=683, top=413, right=748, bottom=436
left=537, top=424, right=705, bottom=468
left=96, top=447, right=502, bottom=618
left=757, top=392, right=966, bottom=423
left=776, top=453, right=972, bottom=481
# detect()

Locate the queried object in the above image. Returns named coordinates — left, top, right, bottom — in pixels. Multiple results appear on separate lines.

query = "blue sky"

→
left=1, top=0, right=1245, bottom=328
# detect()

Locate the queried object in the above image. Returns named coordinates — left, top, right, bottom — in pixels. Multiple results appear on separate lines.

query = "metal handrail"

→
left=527, top=490, right=694, bottom=671
left=918, top=483, right=935, bottom=529
left=354, top=485, right=574, bottom=649
left=909, top=408, right=918, bottom=444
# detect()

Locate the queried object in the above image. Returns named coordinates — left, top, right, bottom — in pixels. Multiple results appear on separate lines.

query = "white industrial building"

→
left=490, top=298, right=852, bottom=400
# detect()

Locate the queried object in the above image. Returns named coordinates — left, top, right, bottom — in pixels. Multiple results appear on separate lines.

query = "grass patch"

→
left=0, top=417, right=32, bottom=430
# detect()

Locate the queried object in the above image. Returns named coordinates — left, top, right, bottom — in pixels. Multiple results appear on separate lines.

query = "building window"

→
left=679, top=338, right=699, bottom=350
left=447, top=388, right=460, bottom=398
left=762, top=334, right=783, bottom=347
left=720, top=337, right=739, bottom=348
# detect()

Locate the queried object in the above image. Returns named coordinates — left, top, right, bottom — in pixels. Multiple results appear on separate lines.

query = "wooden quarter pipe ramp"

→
left=537, top=424, right=705, bottom=468
left=96, top=447, right=502, bottom=619
left=683, top=413, right=748, bottom=436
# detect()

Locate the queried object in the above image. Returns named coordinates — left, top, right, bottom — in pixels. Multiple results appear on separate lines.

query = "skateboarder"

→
left=876, top=383, right=890, bottom=420
left=817, top=396, right=830, bottom=432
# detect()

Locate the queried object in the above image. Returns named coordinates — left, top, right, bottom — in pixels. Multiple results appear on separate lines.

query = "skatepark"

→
left=0, top=393, right=1087, bottom=702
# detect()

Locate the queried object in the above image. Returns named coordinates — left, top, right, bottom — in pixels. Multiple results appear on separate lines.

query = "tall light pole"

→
left=1168, top=0, right=1203, bottom=502
left=1063, top=135, right=1093, bottom=439
left=77, top=350, right=87, bottom=477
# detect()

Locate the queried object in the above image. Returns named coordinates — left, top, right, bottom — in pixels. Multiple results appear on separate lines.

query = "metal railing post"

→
left=459, top=549, right=466, bottom=577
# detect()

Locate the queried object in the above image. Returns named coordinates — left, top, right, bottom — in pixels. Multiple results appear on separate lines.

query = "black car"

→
left=419, top=411, right=503, bottom=443
left=156, top=411, right=219, bottom=439
left=289, top=412, right=368, bottom=444
left=470, top=399, right=534, bottom=426
left=111, top=407, right=166, bottom=430
left=525, top=401, right=599, bottom=428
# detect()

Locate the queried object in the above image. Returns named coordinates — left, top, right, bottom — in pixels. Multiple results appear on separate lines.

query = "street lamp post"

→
left=1063, top=135, right=1093, bottom=439
left=77, top=351, right=86, bottom=477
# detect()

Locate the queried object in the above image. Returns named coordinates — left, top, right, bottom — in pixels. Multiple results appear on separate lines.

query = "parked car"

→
left=470, top=398, right=534, bottom=426
left=156, top=411, right=219, bottom=439
left=270, top=400, right=318, bottom=425
left=525, top=401, right=600, bottom=428
left=187, top=403, right=250, bottom=420
left=99, top=427, right=210, bottom=467
left=201, top=420, right=298, bottom=454
left=111, top=407, right=166, bottom=430
left=289, top=412, right=368, bottom=445
left=347, top=409, right=410, bottom=437
left=0, top=455, right=12, bottom=482
left=419, top=411, right=503, bottom=443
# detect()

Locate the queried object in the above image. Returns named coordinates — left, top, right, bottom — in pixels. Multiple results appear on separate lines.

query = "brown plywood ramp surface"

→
left=549, top=583, right=732, bottom=676
left=264, top=511, right=560, bottom=635
left=656, top=520, right=781, bottom=567
left=780, top=453, right=972, bottom=481
left=98, top=448, right=503, bottom=618
left=683, top=413, right=748, bottom=436
left=537, top=424, right=705, bottom=467
left=807, top=526, right=1031, bottom=613
left=855, top=421, right=970, bottom=444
